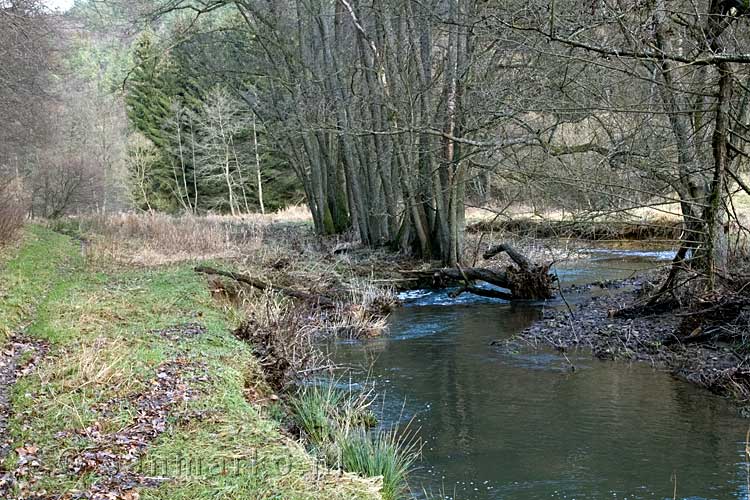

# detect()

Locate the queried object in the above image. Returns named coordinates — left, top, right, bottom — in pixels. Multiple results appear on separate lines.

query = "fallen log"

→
left=401, top=267, right=513, bottom=289
left=401, top=244, right=555, bottom=301
left=195, top=265, right=336, bottom=308
left=483, top=243, right=531, bottom=269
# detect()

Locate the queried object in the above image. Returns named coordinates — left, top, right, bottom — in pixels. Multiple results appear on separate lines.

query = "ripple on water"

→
left=332, top=248, right=748, bottom=500
left=399, top=284, right=511, bottom=307
left=581, top=248, right=676, bottom=261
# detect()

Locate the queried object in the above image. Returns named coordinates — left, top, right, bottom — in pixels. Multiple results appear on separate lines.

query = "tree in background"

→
left=122, top=21, right=300, bottom=214
left=192, top=88, right=252, bottom=216
left=0, top=0, right=51, bottom=237
left=491, top=0, right=750, bottom=291
left=101, top=0, right=750, bottom=286
left=1, top=0, right=129, bottom=225
left=125, top=133, right=159, bottom=211
left=124, top=30, right=177, bottom=211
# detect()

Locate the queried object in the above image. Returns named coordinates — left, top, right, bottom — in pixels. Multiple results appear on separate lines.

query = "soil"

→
left=499, top=279, right=750, bottom=413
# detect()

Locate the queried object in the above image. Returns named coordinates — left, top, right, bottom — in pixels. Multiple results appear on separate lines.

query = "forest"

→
left=3, top=0, right=750, bottom=499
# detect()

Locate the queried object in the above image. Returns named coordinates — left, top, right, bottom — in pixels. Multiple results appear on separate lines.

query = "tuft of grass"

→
left=289, top=380, right=418, bottom=500
left=290, top=383, right=346, bottom=445
left=289, top=381, right=378, bottom=447
left=336, top=427, right=421, bottom=500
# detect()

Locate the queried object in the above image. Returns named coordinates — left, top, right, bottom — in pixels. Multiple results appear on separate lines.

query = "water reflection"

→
left=327, top=251, right=750, bottom=500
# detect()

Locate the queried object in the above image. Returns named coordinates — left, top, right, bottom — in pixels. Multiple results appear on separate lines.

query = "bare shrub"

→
left=233, top=291, right=328, bottom=391
left=0, top=176, right=28, bottom=244
left=319, top=280, right=396, bottom=338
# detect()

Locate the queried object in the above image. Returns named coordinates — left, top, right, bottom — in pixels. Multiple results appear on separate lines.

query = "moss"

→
left=322, top=205, right=336, bottom=235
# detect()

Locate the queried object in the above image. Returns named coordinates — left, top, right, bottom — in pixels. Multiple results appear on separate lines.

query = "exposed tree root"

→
left=669, top=295, right=750, bottom=345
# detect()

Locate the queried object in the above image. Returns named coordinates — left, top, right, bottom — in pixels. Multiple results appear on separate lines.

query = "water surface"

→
left=327, top=249, right=750, bottom=500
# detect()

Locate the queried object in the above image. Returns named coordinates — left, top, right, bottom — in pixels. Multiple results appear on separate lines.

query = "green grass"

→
left=290, top=383, right=348, bottom=445
left=289, top=381, right=417, bottom=500
left=2, top=226, right=380, bottom=499
left=0, top=225, right=81, bottom=340
left=337, top=428, right=420, bottom=500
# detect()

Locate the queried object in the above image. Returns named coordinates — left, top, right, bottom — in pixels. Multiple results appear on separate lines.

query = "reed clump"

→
left=289, top=380, right=420, bottom=500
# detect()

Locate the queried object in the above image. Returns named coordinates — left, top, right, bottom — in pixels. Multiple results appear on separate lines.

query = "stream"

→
left=326, top=248, right=750, bottom=500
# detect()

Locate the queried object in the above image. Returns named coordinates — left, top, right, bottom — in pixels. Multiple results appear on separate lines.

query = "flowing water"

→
left=326, top=248, right=750, bottom=500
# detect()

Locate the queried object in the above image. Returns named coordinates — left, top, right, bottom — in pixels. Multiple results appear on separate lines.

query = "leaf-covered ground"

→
left=0, top=226, right=379, bottom=500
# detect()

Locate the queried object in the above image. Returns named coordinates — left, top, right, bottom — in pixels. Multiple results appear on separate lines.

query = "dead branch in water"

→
left=449, top=285, right=515, bottom=301
left=402, top=244, right=555, bottom=300
left=195, top=265, right=336, bottom=308
left=483, top=243, right=531, bottom=269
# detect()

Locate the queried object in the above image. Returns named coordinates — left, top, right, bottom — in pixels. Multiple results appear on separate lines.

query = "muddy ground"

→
left=499, top=279, right=750, bottom=414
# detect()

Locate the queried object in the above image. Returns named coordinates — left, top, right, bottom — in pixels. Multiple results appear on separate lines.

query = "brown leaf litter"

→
left=4, top=358, right=208, bottom=500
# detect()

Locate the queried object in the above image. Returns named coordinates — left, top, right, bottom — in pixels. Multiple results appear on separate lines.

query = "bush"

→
left=0, top=177, right=28, bottom=244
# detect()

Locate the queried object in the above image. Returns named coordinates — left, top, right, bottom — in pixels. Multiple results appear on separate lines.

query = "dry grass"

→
left=465, top=203, right=682, bottom=224
left=329, top=280, right=396, bottom=337
left=260, top=203, right=313, bottom=224
left=76, top=206, right=312, bottom=266
left=70, top=209, right=398, bottom=342
left=468, top=190, right=750, bottom=234
left=79, top=212, right=257, bottom=265
left=40, top=335, right=144, bottom=396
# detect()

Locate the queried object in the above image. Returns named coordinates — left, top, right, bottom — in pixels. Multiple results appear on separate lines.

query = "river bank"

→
left=4, top=213, right=749, bottom=499
left=327, top=264, right=750, bottom=499
left=0, top=224, right=383, bottom=499
left=501, top=274, right=750, bottom=413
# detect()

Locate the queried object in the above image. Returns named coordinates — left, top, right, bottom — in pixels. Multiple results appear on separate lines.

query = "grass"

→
left=336, top=428, right=420, bottom=500
left=289, top=383, right=348, bottom=445
left=61, top=212, right=398, bottom=339
left=0, top=225, right=81, bottom=340
left=1, top=225, right=381, bottom=499
left=288, top=381, right=419, bottom=500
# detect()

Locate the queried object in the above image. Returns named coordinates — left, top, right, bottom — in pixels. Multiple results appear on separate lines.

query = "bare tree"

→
left=193, top=88, right=251, bottom=215
left=126, top=133, right=159, bottom=212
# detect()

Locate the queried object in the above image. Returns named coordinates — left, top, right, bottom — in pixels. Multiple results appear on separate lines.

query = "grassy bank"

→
left=1, top=224, right=382, bottom=499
